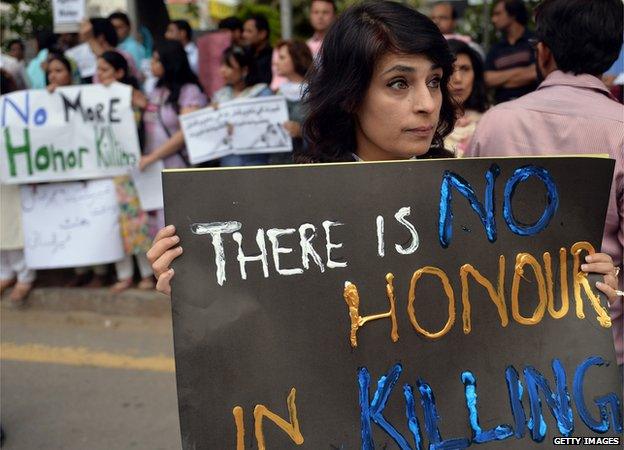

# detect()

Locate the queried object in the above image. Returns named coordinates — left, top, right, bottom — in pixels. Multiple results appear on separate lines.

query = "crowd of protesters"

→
left=0, top=0, right=622, bottom=363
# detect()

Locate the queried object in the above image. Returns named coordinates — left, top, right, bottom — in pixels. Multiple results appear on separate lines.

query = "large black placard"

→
left=163, top=157, right=622, bottom=449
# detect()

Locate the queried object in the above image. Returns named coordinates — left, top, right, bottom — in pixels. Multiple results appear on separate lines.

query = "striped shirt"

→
left=466, top=70, right=624, bottom=364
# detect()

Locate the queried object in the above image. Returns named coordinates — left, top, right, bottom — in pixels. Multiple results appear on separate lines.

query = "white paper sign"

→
left=53, top=0, right=85, bottom=33
left=0, top=83, right=140, bottom=184
left=131, top=160, right=164, bottom=211
left=181, top=96, right=292, bottom=164
left=20, top=179, right=124, bottom=269
left=65, top=43, right=97, bottom=78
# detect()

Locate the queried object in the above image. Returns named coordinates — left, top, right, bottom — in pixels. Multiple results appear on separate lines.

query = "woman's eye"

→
left=388, top=79, right=409, bottom=90
left=427, top=76, right=441, bottom=89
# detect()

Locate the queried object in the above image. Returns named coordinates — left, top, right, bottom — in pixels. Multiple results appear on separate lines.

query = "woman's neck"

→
left=287, top=74, right=304, bottom=83
left=231, top=80, right=246, bottom=95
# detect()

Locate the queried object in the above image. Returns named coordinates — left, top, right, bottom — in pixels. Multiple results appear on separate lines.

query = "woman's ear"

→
left=115, top=68, right=125, bottom=81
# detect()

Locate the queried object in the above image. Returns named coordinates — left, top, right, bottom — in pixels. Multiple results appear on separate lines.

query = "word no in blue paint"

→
left=438, top=164, right=559, bottom=248
left=358, top=357, right=622, bottom=449
left=1, top=91, right=47, bottom=127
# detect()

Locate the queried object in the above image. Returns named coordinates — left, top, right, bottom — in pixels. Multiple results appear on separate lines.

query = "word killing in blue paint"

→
left=358, top=356, right=622, bottom=449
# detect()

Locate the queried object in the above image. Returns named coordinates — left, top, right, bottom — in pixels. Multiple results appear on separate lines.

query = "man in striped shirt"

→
left=467, top=0, right=624, bottom=365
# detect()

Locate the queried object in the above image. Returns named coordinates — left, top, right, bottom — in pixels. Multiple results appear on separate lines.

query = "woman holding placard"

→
left=136, top=40, right=207, bottom=172
left=44, top=53, right=111, bottom=288
left=145, top=1, right=620, bottom=307
left=96, top=50, right=155, bottom=292
left=212, top=45, right=274, bottom=167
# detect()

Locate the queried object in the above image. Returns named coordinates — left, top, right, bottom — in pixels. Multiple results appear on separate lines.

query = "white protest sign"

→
left=20, top=179, right=124, bottom=269
left=0, top=83, right=140, bottom=184
left=65, top=43, right=97, bottom=78
left=180, top=96, right=292, bottom=164
left=53, top=0, right=85, bottom=33
left=131, top=160, right=164, bottom=211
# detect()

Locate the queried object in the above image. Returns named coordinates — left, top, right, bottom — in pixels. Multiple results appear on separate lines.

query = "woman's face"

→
left=219, top=56, right=245, bottom=86
left=276, top=45, right=295, bottom=78
left=47, top=59, right=72, bottom=87
left=355, top=53, right=443, bottom=161
left=97, top=57, right=123, bottom=84
left=151, top=51, right=165, bottom=78
left=449, top=53, right=474, bottom=106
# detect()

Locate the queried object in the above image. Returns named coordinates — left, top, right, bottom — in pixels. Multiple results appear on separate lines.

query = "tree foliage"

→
left=1, top=0, right=53, bottom=38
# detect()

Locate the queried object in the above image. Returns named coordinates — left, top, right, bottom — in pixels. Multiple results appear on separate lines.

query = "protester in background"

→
left=80, top=17, right=143, bottom=83
left=485, top=0, right=537, bottom=103
left=137, top=40, right=207, bottom=235
left=95, top=50, right=154, bottom=293
left=164, top=20, right=198, bottom=75
left=138, top=40, right=206, bottom=173
left=6, top=39, right=24, bottom=62
left=444, top=39, right=488, bottom=156
left=273, top=39, right=313, bottom=162
left=3, top=39, right=26, bottom=89
left=242, top=14, right=273, bottom=85
left=0, top=52, right=27, bottom=90
left=45, top=53, right=80, bottom=89
left=467, top=0, right=623, bottom=365
left=56, top=33, right=80, bottom=52
left=109, top=11, right=146, bottom=69
left=430, top=1, right=485, bottom=60
left=0, top=74, right=35, bottom=306
left=210, top=45, right=273, bottom=167
left=307, top=0, right=337, bottom=56
left=272, top=0, right=336, bottom=91
left=44, top=54, right=108, bottom=287
left=79, top=18, right=141, bottom=83
left=218, top=16, right=244, bottom=47
left=26, top=30, right=58, bottom=89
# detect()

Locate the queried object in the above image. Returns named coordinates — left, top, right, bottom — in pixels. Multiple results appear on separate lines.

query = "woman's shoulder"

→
left=246, top=83, right=273, bottom=98
left=180, top=83, right=204, bottom=96
left=179, top=83, right=208, bottom=107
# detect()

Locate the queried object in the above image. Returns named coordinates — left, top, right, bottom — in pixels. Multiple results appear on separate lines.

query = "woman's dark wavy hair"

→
left=447, top=39, right=488, bottom=113
left=300, top=0, right=457, bottom=163
left=99, top=51, right=139, bottom=89
left=155, top=39, right=204, bottom=113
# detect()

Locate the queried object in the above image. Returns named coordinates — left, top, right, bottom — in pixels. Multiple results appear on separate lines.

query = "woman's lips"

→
left=404, top=125, right=434, bottom=137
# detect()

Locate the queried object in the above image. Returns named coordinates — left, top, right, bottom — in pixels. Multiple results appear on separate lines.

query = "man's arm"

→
left=485, top=65, right=537, bottom=88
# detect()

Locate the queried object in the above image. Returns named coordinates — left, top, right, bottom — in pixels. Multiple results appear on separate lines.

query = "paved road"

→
left=1, top=307, right=181, bottom=450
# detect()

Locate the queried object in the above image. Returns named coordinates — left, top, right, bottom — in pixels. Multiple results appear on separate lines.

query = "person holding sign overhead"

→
left=146, top=1, right=620, bottom=314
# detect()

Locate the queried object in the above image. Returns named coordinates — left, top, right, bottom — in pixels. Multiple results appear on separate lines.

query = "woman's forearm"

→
left=148, top=130, right=186, bottom=162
